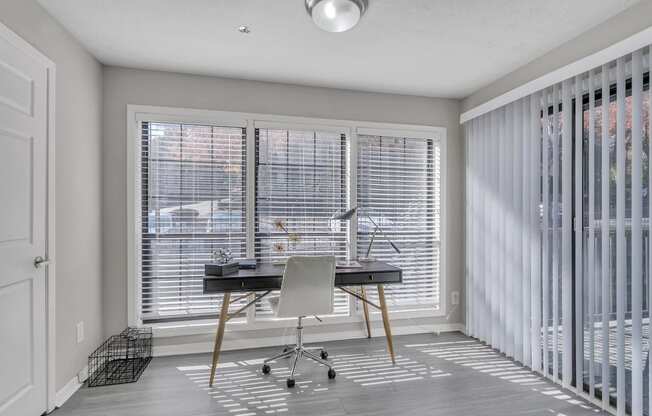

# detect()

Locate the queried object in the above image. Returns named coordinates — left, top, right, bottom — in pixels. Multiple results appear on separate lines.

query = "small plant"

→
left=272, top=219, right=301, bottom=254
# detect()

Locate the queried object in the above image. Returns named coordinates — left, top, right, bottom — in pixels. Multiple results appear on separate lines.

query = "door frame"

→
left=0, top=21, right=57, bottom=414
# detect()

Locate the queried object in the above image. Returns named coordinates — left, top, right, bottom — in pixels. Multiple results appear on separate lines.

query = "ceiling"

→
left=38, top=0, right=638, bottom=98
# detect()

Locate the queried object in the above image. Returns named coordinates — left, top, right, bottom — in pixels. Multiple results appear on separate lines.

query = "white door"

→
left=0, top=25, right=50, bottom=416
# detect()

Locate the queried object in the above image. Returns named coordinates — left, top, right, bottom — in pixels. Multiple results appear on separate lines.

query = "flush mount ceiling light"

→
left=305, top=0, right=368, bottom=33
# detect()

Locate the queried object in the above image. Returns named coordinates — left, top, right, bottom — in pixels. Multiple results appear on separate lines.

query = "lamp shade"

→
left=331, top=207, right=357, bottom=220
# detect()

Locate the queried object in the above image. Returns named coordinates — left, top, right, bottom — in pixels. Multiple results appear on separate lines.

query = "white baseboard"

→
left=154, top=323, right=464, bottom=357
left=53, top=365, right=88, bottom=410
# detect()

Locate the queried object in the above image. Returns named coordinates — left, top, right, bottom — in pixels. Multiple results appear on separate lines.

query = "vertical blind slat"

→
left=465, top=124, right=472, bottom=335
left=587, top=68, right=596, bottom=398
left=600, top=63, right=611, bottom=411
left=573, top=74, right=584, bottom=391
left=630, top=49, right=643, bottom=416
left=648, top=45, right=652, bottom=416
left=561, top=78, right=573, bottom=386
left=615, top=56, right=626, bottom=416
left=531, top=92, right=542, bottom=373
left=501, top=108, right=507, bottom=351
left=521, top=97, right=531, bottom=365
left=552, top=83, right=561, bottom=380
left=491, top=110, right=500, bottom=346
left=542, top=89, right=551, bottom=376
left=513, top=100, right=523, bottom=362
left=484, top=113, right=492, bottom=342
left=505, top=104, right=514, bottom=357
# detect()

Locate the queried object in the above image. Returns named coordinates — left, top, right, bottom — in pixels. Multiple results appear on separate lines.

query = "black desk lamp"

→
left=331, top=206, right=400, bottom=262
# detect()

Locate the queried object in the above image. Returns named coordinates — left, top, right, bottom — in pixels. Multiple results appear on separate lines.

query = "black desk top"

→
left=203, top=261, right=402, bottom=294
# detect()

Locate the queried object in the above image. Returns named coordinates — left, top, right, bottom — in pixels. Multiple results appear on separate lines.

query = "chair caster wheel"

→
left=262, top=364, right=271, bottom=375
left=328, top=368, right=336, bottom=379
left=286, top=378, right=295, bottom=388
left=320, top=350, right=328, bottom=360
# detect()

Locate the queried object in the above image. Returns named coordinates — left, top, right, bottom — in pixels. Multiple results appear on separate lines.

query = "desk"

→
left=203, top=261, right=402, bottom=386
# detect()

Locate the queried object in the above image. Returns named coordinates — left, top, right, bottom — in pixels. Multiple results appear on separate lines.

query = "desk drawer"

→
left=203, top=276, right=282, bottom=293
left=336, top=270, right=402, bottom=286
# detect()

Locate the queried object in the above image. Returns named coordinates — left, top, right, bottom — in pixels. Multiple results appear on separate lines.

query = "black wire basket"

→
left=87, top=327, right=152, bottom=387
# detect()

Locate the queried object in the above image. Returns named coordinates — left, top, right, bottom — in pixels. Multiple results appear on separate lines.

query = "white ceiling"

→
left=38, top=0, right=638, bottom=98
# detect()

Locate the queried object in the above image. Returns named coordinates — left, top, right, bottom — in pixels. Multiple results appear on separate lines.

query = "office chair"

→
left=261, top=256, right=337, bottom=387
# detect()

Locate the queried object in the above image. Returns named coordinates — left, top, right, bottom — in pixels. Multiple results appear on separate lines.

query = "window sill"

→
left=146, top=307, right=444, bottom=339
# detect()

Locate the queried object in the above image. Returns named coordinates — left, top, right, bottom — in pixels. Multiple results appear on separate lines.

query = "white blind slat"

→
left=552, top=83, right=561, bottom=380
left=600, top=63, right=612, bottom=411
left=531, top=92, right=542, bottom=373
left=573, top=75, right=584, bottom=392
left=649, top=46, right=652, bottom=416
left=562, top=77, right=573, bottom=386
left=630, top=49, right=643, bottom=416
left=615, top=57, right=626, bottom=416
left=587, top=69, right=596, bottom=397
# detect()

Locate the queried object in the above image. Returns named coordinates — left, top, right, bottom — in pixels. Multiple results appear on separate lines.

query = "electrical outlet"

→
left=451, top=291, right=460, bottom=305
left=76, top=321, right=84, bottom=344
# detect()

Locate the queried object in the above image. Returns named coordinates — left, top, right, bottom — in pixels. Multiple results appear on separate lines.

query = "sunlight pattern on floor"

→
left=404, top=340, right=601, bottom=414
left=330, top=349, right=451, bottom=386
left=177, top=362, right=321, bottom=416
left=177, top=351, right=450, bottom=414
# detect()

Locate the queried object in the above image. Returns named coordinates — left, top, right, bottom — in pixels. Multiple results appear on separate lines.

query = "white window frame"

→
left=127, top=104, right=447, bottom=336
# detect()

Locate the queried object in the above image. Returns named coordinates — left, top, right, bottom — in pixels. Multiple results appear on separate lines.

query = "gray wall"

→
left=102, top=67, right=464, bottom=338
left=462, top=0, right=652, bottom=112
left=0, top=0, right=103, bottom=390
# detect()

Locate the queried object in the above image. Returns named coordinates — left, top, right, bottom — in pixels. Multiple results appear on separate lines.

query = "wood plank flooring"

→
left=53, top=332, right=609, bottom=416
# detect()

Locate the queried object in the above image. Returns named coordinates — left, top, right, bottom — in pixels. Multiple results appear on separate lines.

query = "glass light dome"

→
left=305, top=0, right=368, bottom=33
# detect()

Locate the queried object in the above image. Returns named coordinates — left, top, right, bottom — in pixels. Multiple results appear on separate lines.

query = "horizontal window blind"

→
left=254, top=127, right=349, bottom=317
left=357, top=134, right=441, bottom=310
left=140, top=122, right=247, bottom=322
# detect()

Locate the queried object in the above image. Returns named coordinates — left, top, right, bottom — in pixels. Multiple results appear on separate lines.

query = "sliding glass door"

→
left=580, top=62, right=651, bottom=414
left=465, top=43, right=652, bottom=416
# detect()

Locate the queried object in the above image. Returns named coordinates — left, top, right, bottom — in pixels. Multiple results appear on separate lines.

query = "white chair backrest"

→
left=276, top=256, right=336, bottom=318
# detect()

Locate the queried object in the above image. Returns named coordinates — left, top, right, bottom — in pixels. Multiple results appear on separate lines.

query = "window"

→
left=140, top=122, right=247, bottom=322
left=132, top=107, right=446, bottom=325
left=357, top=134, right=441, bottom=311
left=254, top=127, right=349, bottom=317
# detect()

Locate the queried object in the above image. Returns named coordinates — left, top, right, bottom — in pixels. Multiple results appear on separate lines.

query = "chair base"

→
left=261, top=317, right=335, bottom=386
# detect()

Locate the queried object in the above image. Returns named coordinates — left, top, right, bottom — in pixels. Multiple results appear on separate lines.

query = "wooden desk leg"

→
left=209, top=291, right=231, bottom=387
left=360, top=286, right=372, bottom=338
left=377, top=285, right=395, bottom=365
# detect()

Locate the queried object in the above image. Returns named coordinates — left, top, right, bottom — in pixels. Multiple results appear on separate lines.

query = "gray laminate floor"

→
left=53, top=332, right=608, bottom=416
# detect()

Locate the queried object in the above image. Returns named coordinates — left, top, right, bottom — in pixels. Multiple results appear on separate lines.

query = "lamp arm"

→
left=366, top=225, right=379, bottom=258
left=365, top=215, right=400, bottom=254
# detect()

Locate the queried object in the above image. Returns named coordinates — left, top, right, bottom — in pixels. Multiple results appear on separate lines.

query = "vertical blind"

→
left=254, top=127, right=349, bottom=317
left=140, top=122, right=247, bottom=322
left=357, top=134, right=441, bottom=310
left=464, top=45, right=652, bottom=415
